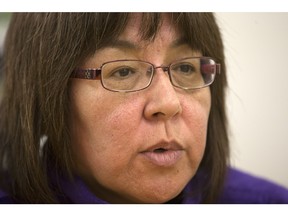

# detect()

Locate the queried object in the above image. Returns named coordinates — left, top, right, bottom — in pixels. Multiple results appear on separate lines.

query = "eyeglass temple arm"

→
left=70, top=69, right=101, bottom=80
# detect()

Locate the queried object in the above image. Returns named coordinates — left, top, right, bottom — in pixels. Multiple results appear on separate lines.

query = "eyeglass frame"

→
left=70, top=56, right=221, bottom=92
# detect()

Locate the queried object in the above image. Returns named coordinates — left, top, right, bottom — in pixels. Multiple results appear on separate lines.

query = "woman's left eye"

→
left=172, top=63, right=196, bottom=74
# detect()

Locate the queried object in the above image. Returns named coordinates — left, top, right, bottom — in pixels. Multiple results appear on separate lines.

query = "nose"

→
left=143, top=68, right=182, bottom=121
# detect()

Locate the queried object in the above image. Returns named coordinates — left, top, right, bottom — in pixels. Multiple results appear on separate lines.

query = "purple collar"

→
left=48, top=167, right=288, bottom=204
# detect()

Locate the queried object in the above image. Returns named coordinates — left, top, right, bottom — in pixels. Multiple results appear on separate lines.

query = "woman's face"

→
left=69, top=14, right=211, bottom=203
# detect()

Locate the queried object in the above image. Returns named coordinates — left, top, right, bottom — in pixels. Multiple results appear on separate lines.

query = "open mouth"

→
left=141, top=144, right=183, bottom=167
left=153, top=148, right=168, bottom=153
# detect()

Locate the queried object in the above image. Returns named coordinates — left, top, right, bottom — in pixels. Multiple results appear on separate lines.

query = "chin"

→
left=126, top=171, right=193, bottom=204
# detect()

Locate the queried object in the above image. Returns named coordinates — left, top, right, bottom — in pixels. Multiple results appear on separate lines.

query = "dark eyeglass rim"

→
left=70, top=56, right=221, bottom=92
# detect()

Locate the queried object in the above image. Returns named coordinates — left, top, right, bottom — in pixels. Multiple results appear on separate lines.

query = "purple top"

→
left=1, top=167, right=288, bottom=204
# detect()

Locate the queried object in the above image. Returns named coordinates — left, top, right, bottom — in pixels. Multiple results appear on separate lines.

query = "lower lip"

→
left=141, top=150, right=183, bottom=167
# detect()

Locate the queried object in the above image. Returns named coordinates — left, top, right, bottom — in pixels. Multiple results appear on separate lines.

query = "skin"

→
left=69, top=14, right=211, bottom=203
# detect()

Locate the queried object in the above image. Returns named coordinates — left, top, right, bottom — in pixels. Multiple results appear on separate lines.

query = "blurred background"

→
left=0, top=13, right=11, bottom=98
left=0, top=13, right=10, bottom=47
left=0, top=13, right=287, bottom=188
left=216, top=13, right=288, bottom=188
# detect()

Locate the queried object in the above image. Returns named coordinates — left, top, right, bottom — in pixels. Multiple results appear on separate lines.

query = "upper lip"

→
left=141, top=140, right=184, bottom=152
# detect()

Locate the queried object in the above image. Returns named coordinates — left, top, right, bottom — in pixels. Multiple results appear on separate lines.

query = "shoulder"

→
left=0, top=188, right=15, bottom=204
left=219, top=167, right=288, bottom=204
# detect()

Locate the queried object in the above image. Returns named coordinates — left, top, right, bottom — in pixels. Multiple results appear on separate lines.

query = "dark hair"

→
left=0, top=13, right=229, bottom=203
left=0, top=48, right=3, bottom=80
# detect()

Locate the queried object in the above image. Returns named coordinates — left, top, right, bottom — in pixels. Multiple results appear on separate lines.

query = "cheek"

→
left=183, top=89, right=211, bottom=129
left=69, top=87, right=144, bottom=175
left=180, top=90, right=211, bottom=162
left=183, top=100, right=210, bottom=140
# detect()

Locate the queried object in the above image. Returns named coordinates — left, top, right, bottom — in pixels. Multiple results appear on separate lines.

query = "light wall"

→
left=216, top=13, right=288, bottom=188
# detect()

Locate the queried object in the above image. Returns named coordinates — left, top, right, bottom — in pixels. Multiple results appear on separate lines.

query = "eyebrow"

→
left=106, top=37, right=190, bottom=50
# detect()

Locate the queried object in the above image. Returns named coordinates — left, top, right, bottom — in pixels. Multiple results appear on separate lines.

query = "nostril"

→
left=152, top=112, right=161, bottom=116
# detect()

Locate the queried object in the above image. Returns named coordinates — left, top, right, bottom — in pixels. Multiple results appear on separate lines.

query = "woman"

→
left=0, top=13, right=287, bottom=204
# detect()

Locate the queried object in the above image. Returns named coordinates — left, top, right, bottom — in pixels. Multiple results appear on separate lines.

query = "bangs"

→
left=83, top=13, right=163, bottom=51
left=83, top=13, right=221, bottom=61
left=138, top=13, right=162, bottom=40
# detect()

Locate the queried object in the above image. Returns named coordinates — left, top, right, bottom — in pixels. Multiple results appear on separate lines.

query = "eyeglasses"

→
left=70, top=57, right=220, bottom=92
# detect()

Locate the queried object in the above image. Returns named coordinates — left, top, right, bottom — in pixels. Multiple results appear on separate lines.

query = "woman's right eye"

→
left=110, top=67, right=135, bottom=79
